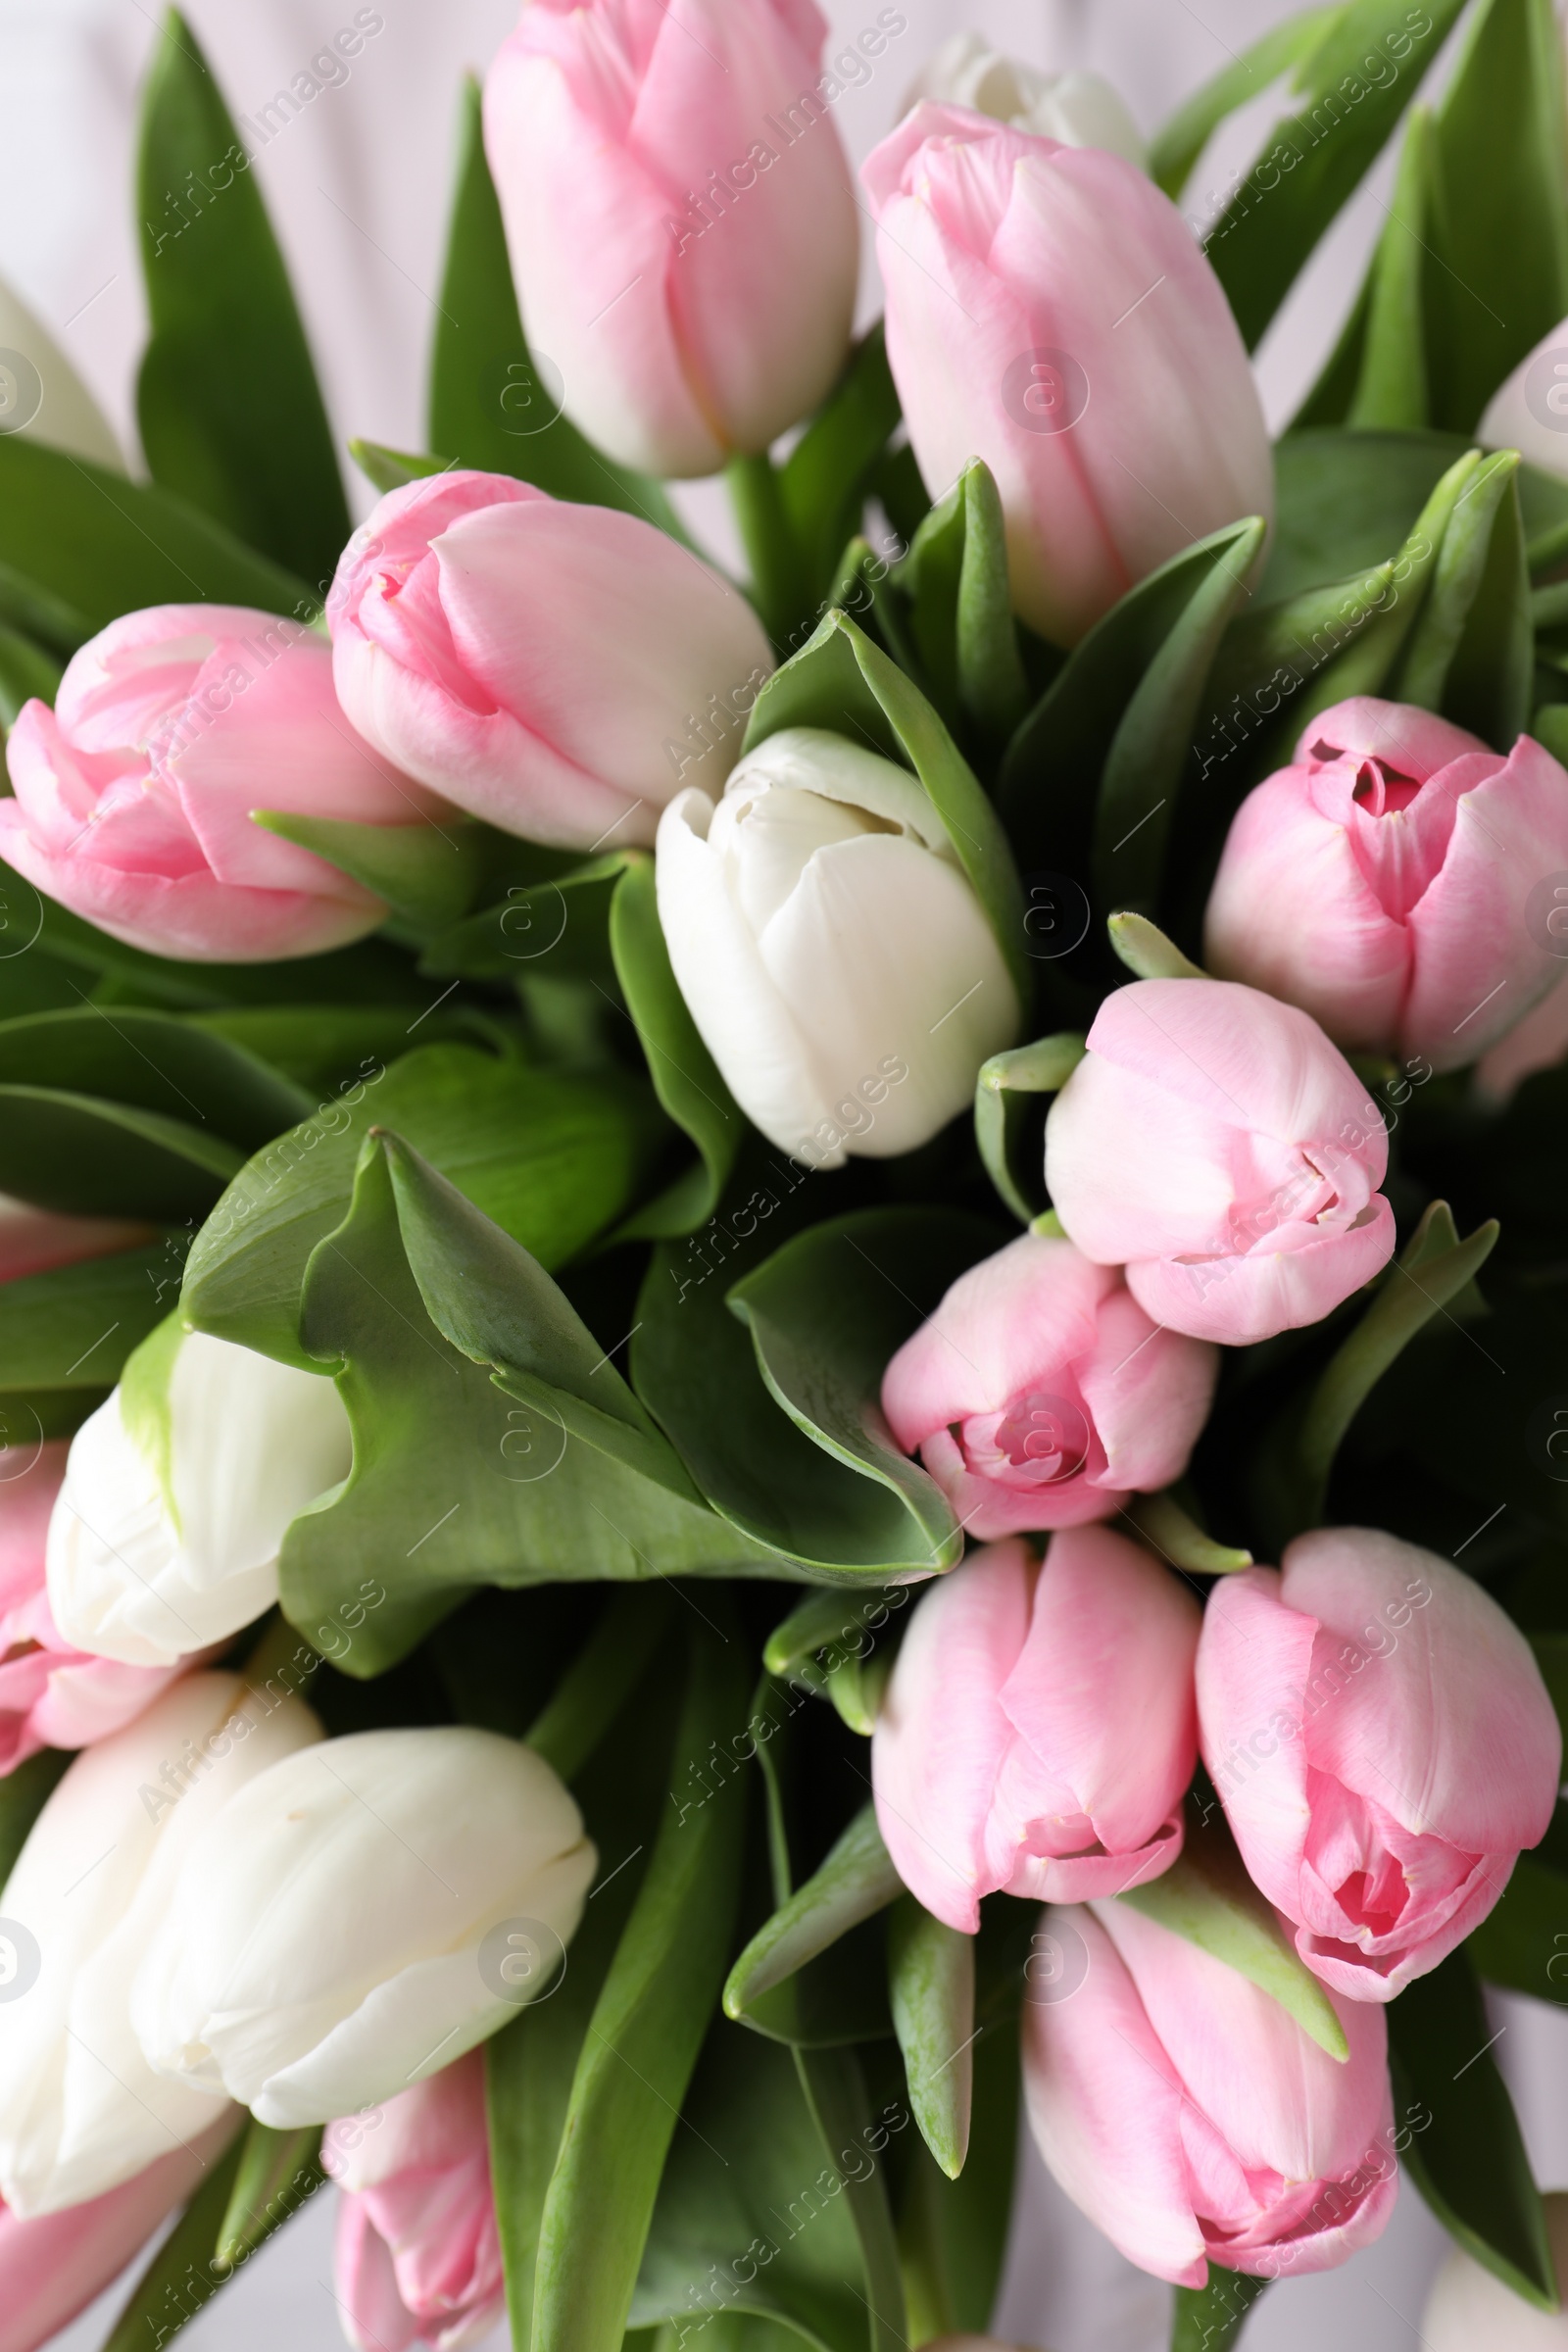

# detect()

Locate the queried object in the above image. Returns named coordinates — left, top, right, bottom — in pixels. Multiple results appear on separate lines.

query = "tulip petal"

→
left=881, top=1233, right=1113, bottom=1446
left=1076, top=1287, right=1218, bottom=1493
left=1125, top=1193, right=1396, bottom=1346
left=1196, top=1569, right=1318, bottom=1922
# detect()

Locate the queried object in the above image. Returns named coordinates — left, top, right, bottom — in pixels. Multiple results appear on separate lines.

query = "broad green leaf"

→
left=1150, top=6, right=1346, bottom=197
left=136, top=12, right=349, bottom=584
left=0, top=1243, right=183, bottom=1436
left=0, top=1005, right=312, bottom=1141
left=183, top=1042, right=660, bottom=1367
left=1123, top=1491, right=1252, bottom=1577
left=1390, top=450, right=1532, bottom=745
left=895, top=461, right=1029, bottom=753
left=793, top=2045, right=907, bottom=2351
left=631, top=2021, right=907, bottom=2352
left=0, top=435, right=315, bottom=637
left=610, top=857, right=743, bottom=1241
left=189, top=1005, right=463, bottom=1094
left=728, top=450, right=811, bottom=649
left=1421, top=0, right=1568, bottom=434
left=1273, top=1200, right=1498, bottom=1543
left=348, top=438, right=452, bottom=494
left=532, top=1624, right=750, bottom=2352
left=17, top=894, right=430, bottom=1014
left=215, top=2120, right=324, bottom=2267
left=430, top=77, right=686, bottom=539
left=1389, top=1945, right=1558, bottom=2308
left=728, top=1208, right=999, bottom=1580
left=525, top=1588, right=675, bottom=1782
left=888, top=1895, right=973, bottom=2180
left=725, top=1803, right=902, bottom=2027
left=899, top=2012, right=1018, bottom=2337
left=1119, top=1803, right=1348, bottom=2060
left=0, top=1747, right=71, bottom=1886
left=780, top=324, right=902, bottom=601
left=1106, top=914, right=1205, bottom=983
left=744, top=610, right=1029, bottom=1018
left=1171, top=2275, right=1271, bottom=2350
left=0, top=619, right=60, bottom=731
left=422, top=849, right=635, bottom=985
left=489, top=1647, right=681, bottom=2350
left=0, top=564, right=92, bottom=661
left=1001, top=521, right=1263, bottom=900
left=101, top=2129, right=246, bottom=2352
left=255, top=811, right=485, bottom=929
left=1348, top=103, right=1432, bottom=429
left=1204, top=0, right=1465, bottom=350
left=974, top=1033, right=1086, bottom=1225
left=1092, top=516, right=1265, bottom=917
left=0, top=1087, right=242, bottom=1221
left=1468, top=1808, right=1568, bottom=2004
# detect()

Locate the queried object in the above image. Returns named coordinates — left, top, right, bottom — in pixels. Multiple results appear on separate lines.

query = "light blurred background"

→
left=4, top=1, right=1565, bottom=2346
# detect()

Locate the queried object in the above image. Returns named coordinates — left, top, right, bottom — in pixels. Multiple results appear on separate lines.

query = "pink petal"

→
left=1125, top=1194, right=1396, bottom=1346
left=881, top=1234, right=1115, bottom=1448
left=1196, top=1569, right=1318, bottom=1921
left=1075, top=1287, right=1218, bottom=1494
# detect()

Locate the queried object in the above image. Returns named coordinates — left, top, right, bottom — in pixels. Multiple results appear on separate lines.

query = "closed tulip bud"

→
left=1423, top=2192, right=1568, bottom=2347
left=1480, top=313, right=1568, bottom=483
left=860, top=106, right=1272, bottom=647
left=46, top=1319, right=353, bottom=1669
left=323, top=2051, right=504, bottom=2352
left=0, top=2116, right=242, bottom=2352
left=0, top=1671, right=317, bottom=2215
left=131, top=1726, right=596, bottom=2127
left=0, top=606, right=440, bottom=962
left=1198, top=1528, right=1561, bottom=2002
left=328, top=473, right=772, bottom=850
left=1044, top=978, right=1396, bottom=1345
left=902, top=34, right=1147, bottom=169
left=1204, top=698, right=1568, bottom=1069
left=872, top=1532, right=1200, bottom=1931
left=0, top=1444, right=187, bottom=1772
left=656, top=727, right=1018, bottom=1163
left=1024, top=1899, right=1396, bottom=2285
left=482, top=0, right=858, bottom=478
left=881, top=1233, right=1217, bottom=1539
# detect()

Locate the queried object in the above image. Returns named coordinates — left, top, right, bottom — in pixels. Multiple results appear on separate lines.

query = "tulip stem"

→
left=726, top=451, right=808, bottom=652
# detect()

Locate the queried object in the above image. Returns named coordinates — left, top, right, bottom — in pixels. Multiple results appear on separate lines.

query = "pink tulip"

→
left=871, top=1531, right=1200, bottom=1931
left=0, top=2112, right=239, bottom=2352
left=483, top=0, right=859, bottom=478
left=0, top=605, right=440, bottom=962
left=1023, top=1898, right=1396, bottom=2287
left=1044, top=978, right=1396, bottom=1346
left=1198, top=1528, right=1562, bottom=2002
left=1204, top=698, right=1568, bottom=1071
left=1476, top=971, right=1568, bottom=1101
left=860, top=104, right=1272, bottom=646
left=881, top=1232, right=1217, bottom=1539
left=323, top=2051, right=504, bottom=2352
left=0, top=1444, right=186, bottom=1772
left=0, top=1195, right=150, bottom=1285
left=328, top=473, right=773, bottom=850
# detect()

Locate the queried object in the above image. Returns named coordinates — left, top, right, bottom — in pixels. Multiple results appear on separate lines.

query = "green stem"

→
left=1172, top=2270, right=1271, bottom=2350
left=725, top=450, right=808, bottom=651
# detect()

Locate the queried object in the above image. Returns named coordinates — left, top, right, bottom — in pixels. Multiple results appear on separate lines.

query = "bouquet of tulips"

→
left=4, top=2, right=1568, bottom=2347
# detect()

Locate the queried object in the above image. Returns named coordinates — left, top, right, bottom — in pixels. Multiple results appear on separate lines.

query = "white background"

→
left=3, top=2, right=1566, bottom=2346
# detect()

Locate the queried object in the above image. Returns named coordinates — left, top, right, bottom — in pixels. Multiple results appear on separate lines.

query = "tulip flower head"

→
left=1024, top=1899, right=1397, bottom=2285
left=881, top=1231, right=1217, bottom=1538
left=1198, top=1528, right=1561, bottom=2001
left=324, top=2051, right=504, bottom=2352
left=902, top=33, right=1147, bottom=168
left=1044, top=977, right=1396, bottom=1345
left=0, top=606, right=439, bottom=961
left=328, top=472, right=772, bottom=849
left=0, top=1671, right=318, bottom=2215
left=871, top=1531, right=1200, bottom=1930
left=861, top=105, right=1272, bottom=645
left=131, top=1726, right=596, bottom=2127
left=656, top=726, right=1019, bottom=1164
left=0, top=1443, right=187, bottom=1772
left=483, top=0, right=859, bottom=477
left=1204, top=698, right=1568, bottom=1069
left=47, top=1318, right=353, bottom=1668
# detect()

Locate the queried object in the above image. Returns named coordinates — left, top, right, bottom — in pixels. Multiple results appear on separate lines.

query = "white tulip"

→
left=1422, top=2194, right=1568, bottom=2344
left=656, top=728, right=1019, bottom=1167
left=1480, top=313, right=1568, bottom=482
left=47, top=1319, right=354, bottom=1668
left=902, top=34, right=1148, bottom=171
left=0, top=1671, right=320, bottom=2215
left=130, top=1726, right=597, bottom=2128
left=0, top=271, right=124, bottom=470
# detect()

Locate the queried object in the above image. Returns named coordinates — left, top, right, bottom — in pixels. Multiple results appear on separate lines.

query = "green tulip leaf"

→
left=214, top=2120, right=325, bottom=2269
left=0, top=619, right=61, bottom=731
left=974, top=1032, right=1086, bottom=1225
left=101, top=2130, right=246, bottom=2352
left=743, top=608, right=1030, bottom=1020
left=899, top=2012, right=1020, bottom=2340
left=523, top=1588, right=675, bottom=1784
left=1150, top=6, right=1346, bottom=198
left=1123, top=1490, right=1253, bottom=1577
left=1347, top=104, right=1434, bottom=429
left=0, top=1747, right=72, bottom=1888
left=1389, top=1945, right=1558, bottom=2310
left=135, top=11, right=349, bottom=584
left=0, top=1242, right=184, bottom=1438
left=727, top=1207, right=999, bottom=1581
left=532, top=1622, right=750, bottom=2352
left=421, top=848, right=636, bottom=985
left=1389, top=449, right=1532, bottom=746
left=253, top=811, right=487, bottom=930
left=1171, top=2274, right=1271, bottom=2350
left=347, top=439, right=452, bottom=494
left=888, top=1894, right=975, bottom=2180
left=1468, top=1803, right=1568, bottom=2004
left=781, top=321, right=903, bottom=606
left=725, top=1802, right=903, bottom=2030
left=430, top=76, right=687, bottom=542
left=0, top=1005, right=313, bottom=1143
left=1204, top=0, right=1466, bottom=351
left=0, top=1088, right=243, bottom=1222
left=894, top=460, right=1029, bottom=754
